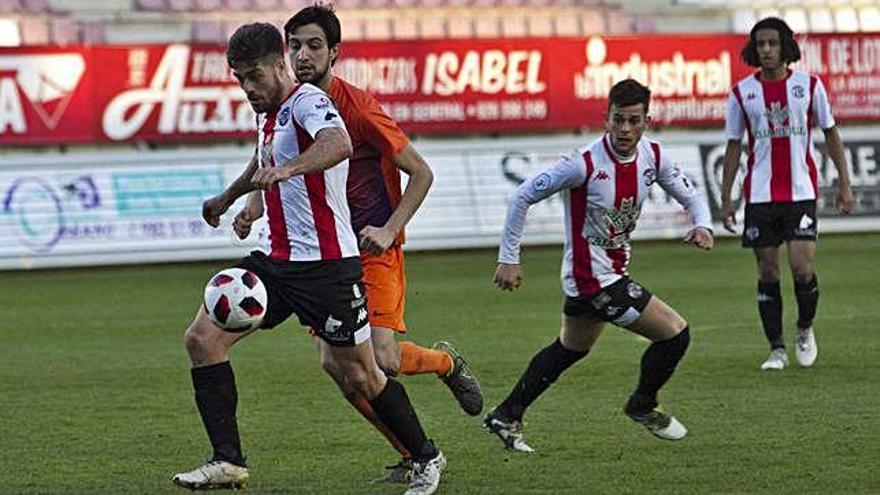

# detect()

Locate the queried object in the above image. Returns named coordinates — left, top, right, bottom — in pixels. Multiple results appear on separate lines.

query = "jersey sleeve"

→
left=497, top=152, right=587, bottom=264
left=811, top=76, right=836, bottom=130
left=358, top=95, right=409, bottom=158
left=655, top=149, right=713, bottom=231
left=724, top=89, right=746, bottom=141
left=292, top=84, right=346, bottom=139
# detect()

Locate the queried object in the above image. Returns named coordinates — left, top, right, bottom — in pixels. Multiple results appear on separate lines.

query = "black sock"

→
left=794, top=275, right=819, bottom=329
left=369, top=378, right=436, bottom=463
left=191, top=361, right=245, bottom=467
left=497, top=338, right=589, bottom=422
left=758, top=280, right=784, bottom=349
left=627, top=327, right=691, bottom=413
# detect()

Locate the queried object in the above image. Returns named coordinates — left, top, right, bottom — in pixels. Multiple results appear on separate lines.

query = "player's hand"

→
left=494, top=263, right=522, bottom=291
left=359, top=225, right=396, bottom=255
left=251, top=167, right=290, bottom=190
left=836, top=184, right=854, bottom=215
left=721, top=199, right=737, bottom=233
left=233, top=203, right=263, bottom=240
left=202, top=195, right=230, bottom=228
left=683, top=227, right=714, bottom=250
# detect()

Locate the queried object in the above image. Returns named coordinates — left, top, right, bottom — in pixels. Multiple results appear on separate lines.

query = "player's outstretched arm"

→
left=360, top=144, right=434, bottom=255
left=720, top=140, right=742, bottom=233
left=203, top=152, right=259, bottom=227
left=251, top=127, right=353, bottom=189
left=823, top=126, right=855, bottom=215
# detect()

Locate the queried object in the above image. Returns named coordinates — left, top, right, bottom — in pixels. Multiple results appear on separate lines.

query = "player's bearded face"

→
left=755, top=28, right=783, bottom=71
left=289, top=24, right=336, bottom=85
left=606, top=103, right=648, bottom=157
left=232, top=57, right=286, bottom=114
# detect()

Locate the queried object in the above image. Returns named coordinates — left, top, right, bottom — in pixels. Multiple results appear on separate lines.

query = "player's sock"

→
left=628, top=327, right=690, bottom=412
left=496, top=338, right=588, bottom=422
left=348, top=394, right=410, bottom=458
left=794, top=274, right=819, bottom=329
left=191, top=361, right=246, bottom=467
left=369, top=378, right=437, bottom=463
left=758, top=280, right=784, bottom=349
left=398, top=341, right=453, bottom=377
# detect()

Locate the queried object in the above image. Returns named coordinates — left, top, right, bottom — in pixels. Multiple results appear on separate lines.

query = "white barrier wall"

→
left=1, top=129, right=878, bottom=269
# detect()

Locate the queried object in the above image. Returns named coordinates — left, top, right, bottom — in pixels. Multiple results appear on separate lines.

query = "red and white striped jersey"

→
left=498, top=134, right=712, bottom=298
left=725, top=70, right=834, bottom=204
left=256, top=83, right=359, bottom=262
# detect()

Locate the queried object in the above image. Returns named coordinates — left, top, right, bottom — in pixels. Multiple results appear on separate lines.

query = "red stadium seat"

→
left=167, top=0, right=195, bottom=11
left=134, top=0, right=167, bottom=10
left=22, top=0, right=52, bottom=13
left=81, top=21, right=106, bottom=44
left=252, top=0, right=280, bottom=10
left=224, top=0, right=252, bottom=11
left=194, top=0, right=223, bottom=10
left=19, top=18, right=49, bottom=45
left=0, top=0, right=21, bottom=12
left=193, top=20, right=224, bottom=43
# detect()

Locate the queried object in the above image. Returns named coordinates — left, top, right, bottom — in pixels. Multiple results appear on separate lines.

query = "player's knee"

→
left=343, top=364, right=384, bottom=398
left=791, top=266, right=814, bottom=283
left=373, top=343, right=400, bottom=376
left=184, top=318, right=229, bottom=363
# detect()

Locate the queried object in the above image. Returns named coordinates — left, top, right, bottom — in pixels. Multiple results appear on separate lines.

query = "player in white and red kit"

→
left=484, top=79, right=713, bottom=452
left=172, top=23, right=444, bottom=493
left=721, top=17, right=854, bottom=371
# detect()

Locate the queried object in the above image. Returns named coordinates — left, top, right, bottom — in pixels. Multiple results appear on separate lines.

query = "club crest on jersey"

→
left=792, top=85, right=805, bottom=98
left=278, top=107, right=291, bottom=126
left=642, top=168, right=656, bottom=186
left=533, top=173, right=551, bottom=191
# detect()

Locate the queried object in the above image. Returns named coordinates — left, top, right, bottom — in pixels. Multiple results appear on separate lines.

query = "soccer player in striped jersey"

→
left=484, top=78, right=713, bottom=452
left=172, top=23, right=443, bottom=494
left=721, top=17, right=854, bottom=371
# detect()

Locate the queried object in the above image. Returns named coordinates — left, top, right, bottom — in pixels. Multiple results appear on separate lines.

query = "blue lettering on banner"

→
left=112, top=169, right=224, bottom=217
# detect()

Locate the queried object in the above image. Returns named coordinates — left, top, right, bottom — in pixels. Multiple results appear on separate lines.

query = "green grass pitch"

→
left=2, top=233, right=879, bottom=494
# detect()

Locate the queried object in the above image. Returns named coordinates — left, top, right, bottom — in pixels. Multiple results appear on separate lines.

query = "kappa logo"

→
left=746, top=92, right=756, bottom=100
left=595, top=170, right=610, bottom=181
left=0, top=54, right=86, bottom=134
left=324, top=111, right=338, bottom=121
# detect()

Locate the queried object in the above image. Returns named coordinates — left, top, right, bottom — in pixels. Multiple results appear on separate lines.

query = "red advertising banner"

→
left=1, top=33, right=879, bottom=145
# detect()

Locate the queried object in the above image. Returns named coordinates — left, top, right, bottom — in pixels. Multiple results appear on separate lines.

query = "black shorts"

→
left=742, top=200, right=818, bottom=248
left=234, top=251, right=370, bottom=347
left=563, top=277, right=653, bottom=327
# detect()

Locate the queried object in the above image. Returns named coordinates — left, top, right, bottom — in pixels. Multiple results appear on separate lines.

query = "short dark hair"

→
left=741, top=17, right=801, bottom=67
left=226, top=22, right=284, bottom=68
left=284, top=5, right=341, bottom=64
left=608, top=78, right=651, bottom=114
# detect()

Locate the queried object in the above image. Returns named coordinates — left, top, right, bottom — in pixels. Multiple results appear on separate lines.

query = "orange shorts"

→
left=361, top=244, right=407, bottom=333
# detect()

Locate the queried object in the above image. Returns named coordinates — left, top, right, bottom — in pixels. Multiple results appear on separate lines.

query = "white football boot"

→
left=795, top=327, right=818, bottom=367
left=760, top=348, right=789, bottom=370
left=625, top=405, right=688, bottom=441
left=404, top=450, right=446, bottom=495
left=172, top=460, right=249, bottom=490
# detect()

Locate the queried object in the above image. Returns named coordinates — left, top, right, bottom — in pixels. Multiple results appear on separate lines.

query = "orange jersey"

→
left=328, top=77, right=409, bottom=244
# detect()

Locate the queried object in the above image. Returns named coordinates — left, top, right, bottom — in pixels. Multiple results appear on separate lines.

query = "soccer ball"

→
left=203, top=268, right=268, bottom=332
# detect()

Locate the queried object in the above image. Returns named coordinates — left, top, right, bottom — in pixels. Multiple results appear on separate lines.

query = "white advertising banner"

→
left=1, top=129, right=877, bottom=269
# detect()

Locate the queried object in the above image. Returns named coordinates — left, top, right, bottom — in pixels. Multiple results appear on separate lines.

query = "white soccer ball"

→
left=203, top=268, right=268, bottom=333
